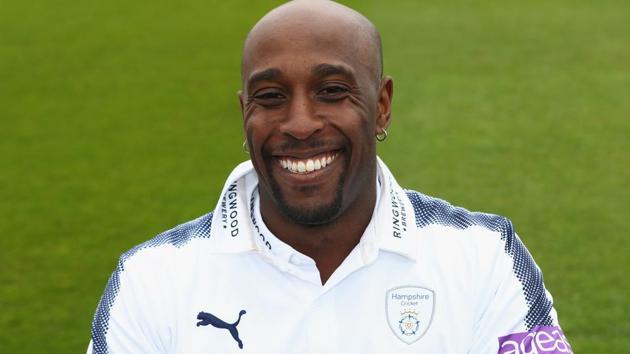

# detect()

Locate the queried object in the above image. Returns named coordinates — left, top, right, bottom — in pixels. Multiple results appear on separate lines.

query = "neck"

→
left=259, top=178, right=377, bottom=284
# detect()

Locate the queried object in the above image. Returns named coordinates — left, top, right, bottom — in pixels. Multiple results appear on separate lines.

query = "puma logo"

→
left=196, top=310, right=247, bottom=349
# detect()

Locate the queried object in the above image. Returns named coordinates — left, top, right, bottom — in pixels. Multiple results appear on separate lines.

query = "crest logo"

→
left=386, top=286, right=434, bottom=344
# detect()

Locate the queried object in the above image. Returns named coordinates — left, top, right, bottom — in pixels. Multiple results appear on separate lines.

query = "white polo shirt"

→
left=88, top=158, right=571, bottom=354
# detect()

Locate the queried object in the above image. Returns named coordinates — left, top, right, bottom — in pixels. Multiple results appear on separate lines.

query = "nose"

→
left=280, top=91, right=324, bottom=140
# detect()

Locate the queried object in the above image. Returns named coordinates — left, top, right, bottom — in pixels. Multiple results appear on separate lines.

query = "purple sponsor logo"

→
left=498, top=326, right=572, bottom=354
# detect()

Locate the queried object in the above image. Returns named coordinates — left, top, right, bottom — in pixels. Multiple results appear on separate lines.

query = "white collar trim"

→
left=208, top=158, right=419, bottom=261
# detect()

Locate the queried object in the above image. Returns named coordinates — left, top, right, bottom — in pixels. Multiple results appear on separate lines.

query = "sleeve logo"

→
left=498, top=326, right=572, bottom=354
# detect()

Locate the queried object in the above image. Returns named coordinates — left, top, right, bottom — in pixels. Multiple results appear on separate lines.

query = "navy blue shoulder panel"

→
left=405, top=190, right=553, bottom=329
left=90, top=211, right=214, bottom=354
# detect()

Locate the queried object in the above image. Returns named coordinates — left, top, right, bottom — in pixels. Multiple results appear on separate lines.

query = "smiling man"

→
left=88, top=1, right=571, bottom=353
left=239, top=0, right=392, bottom=283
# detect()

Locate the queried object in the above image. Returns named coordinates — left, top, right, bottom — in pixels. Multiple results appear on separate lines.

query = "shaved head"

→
left=241, top=0, right=383, bottom=85
left=238, top=0, right=394, bottom=227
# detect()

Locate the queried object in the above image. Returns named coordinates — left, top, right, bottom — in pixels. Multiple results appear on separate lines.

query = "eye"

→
left=317, top=84, right=350, bottom=101
left=255, top=92, right=284, bottom=100
left=251, top=89, right=286, bottom=107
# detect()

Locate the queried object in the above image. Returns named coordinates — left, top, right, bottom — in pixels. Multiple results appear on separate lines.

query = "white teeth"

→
left=280, top=152, right=338, bottom=174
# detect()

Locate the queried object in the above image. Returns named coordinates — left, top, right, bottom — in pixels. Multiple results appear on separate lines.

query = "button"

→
left=289, top=254, right=303, bottom=265
left=289, top=253, right=315, bottom=266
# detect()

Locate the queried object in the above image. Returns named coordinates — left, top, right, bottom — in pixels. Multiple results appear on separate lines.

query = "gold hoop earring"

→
left=243, top=140, right=250, bottom=153
left=376, top=129, right=388, bottom=142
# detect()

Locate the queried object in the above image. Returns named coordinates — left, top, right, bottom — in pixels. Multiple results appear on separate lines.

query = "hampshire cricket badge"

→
left=386, top=286, right=435, bottom=344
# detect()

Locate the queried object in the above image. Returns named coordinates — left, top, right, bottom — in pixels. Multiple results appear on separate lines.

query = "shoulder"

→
left=404, top=188, right=515, bottom=243
left=117, top=211, right=215, bottom=271
left=90, top=212, right=216, bottom=353
left=96, top=211, right=216, bottom=318
left=402, top=189, right=525, bottom=278
left=404, top=190, right=555, bottom=328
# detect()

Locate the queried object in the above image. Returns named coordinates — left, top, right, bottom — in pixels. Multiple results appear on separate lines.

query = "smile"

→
left=277, top=151, right=339, bottom=174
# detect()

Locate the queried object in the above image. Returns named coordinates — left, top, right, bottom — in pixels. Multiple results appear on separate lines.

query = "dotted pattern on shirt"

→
left=90, top=211, right=214, bottom=354
left=405, top=190, right=553, bottom=330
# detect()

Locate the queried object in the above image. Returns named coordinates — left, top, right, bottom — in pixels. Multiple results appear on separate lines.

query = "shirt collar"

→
left=209, top=158, right=419, bottom=261
left=373, top=156, right=418, bottom=261
left=208, top=160, right=258, bottom=253
left=250, top=187, right=303, bottom=265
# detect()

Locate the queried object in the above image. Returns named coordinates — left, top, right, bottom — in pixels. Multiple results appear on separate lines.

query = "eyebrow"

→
left=247, top=68, right=281, bottom=89
left=312, top=63, right=355, bottom=79
left=246, top=63, right=356, bottom=91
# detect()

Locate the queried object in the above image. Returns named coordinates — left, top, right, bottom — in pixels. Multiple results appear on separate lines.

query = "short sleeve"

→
left=87, top=253, right=171, bottom=354
left=468, top=223, right=572, bottom=354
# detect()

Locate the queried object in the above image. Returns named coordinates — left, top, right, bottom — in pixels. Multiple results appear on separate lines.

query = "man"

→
left=88, top=1, right=572, bottom=353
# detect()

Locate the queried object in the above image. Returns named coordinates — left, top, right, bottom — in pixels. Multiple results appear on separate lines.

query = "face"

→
left=240, top=22, right=392, bottom=225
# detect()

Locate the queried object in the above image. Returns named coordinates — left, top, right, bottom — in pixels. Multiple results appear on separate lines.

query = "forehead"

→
left=242, top=17, right=373, bottom=85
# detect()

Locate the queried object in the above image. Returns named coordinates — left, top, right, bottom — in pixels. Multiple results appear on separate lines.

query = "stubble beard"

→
left=268, top=172, right=346, bottom=226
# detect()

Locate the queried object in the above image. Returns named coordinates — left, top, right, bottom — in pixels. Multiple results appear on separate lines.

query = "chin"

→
left=271, top=179, right=345, bottom=226
left=280, top=198, right=342, bottom=225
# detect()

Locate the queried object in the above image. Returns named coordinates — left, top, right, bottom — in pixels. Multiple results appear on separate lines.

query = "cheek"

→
left=244, top=112, right=277, bottom=154
left=336, top=97, right=377, bottom=147
left=334, top=98, right=378, bottom=172
left=244, top=124, right=272, bottom=180
left=319, top=95, right=374, bottom=127
left=346, top=93, right=376, bottom=126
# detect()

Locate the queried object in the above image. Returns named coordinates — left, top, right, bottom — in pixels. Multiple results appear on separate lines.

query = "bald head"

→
left=238, top=1, right=395, bottom=228
left=241, top=0, right=383, bottom=85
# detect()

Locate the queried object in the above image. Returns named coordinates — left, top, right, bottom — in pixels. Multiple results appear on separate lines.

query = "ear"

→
left=237, top=90, right=245, bottom=116
left=375, top=76, right=394, bottom=135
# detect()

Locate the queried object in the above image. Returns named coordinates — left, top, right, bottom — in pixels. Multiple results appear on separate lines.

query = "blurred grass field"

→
left=1, top=0, right=628, bottom=352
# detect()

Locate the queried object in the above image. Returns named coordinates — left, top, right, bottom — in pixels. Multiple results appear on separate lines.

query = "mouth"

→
left=276, top=150, right=340, bottom=175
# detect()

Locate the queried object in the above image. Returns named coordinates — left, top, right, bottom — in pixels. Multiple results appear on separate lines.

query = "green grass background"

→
left=1, top=0, right=628, bottom=352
